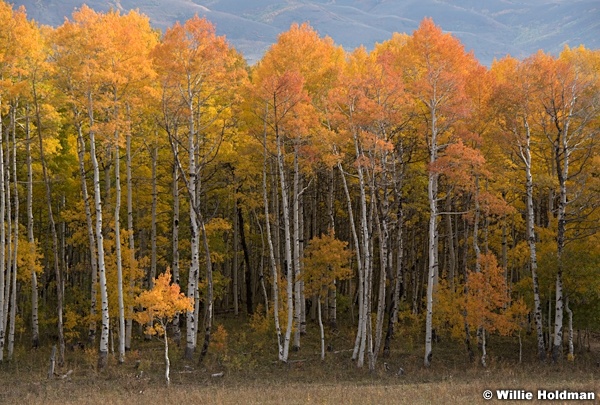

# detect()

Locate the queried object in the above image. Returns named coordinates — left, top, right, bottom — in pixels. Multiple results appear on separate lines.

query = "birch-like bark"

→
left=384, top=153, right=405, bottom=357
left=125, top=126, right=135, bottom=350
left=551, top=106, right=572, bottom=363
left=318, top=296, right=325, bottom=361
left=276, top=128, right=294, bottom=362
left=150, top=146, right=158, bottom=286
left=184, top=94, right=200, bottom=360
left=76, top=122, right=98, bottom=347
left=7, top=106, right=19, bottom=360
left=7, top=105, right=19, bottom=361
left=198, top=215, right=214, bottom=364
left=520, top=119, right=546, bottom=362
left=566, top=296, right=574, bottom=359
left=372, top=191, right=389, bottom=368
left=353, top=131, right=372, bottom=369
left=25, top=108, right=40, bottom=349
left=0, top=98, right=5, bottom=363
left=424, top=106, right=439, bottom=368
left=4, top=155, right=11, bottom=336
left=338, top=162, right=363, bottom=362
left=293, top=150, right=302, bottom=351
left=114, top=121, right=125, bottom=364
left=164, top=326, right=171, bottom=385
left=262, top=110, right=283, bottom=359
left=170, top=147, right=180, bottom=346
left=87, top=98, right=110, bottom=370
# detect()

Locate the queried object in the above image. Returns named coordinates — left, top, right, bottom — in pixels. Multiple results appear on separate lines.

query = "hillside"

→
left=14, top=0, right=600, bottom=65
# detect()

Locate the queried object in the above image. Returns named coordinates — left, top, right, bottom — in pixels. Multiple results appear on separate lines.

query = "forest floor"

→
left=1, top=314, right=599, bottom=404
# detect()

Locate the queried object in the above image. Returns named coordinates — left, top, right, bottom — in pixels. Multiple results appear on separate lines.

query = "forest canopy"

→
left=0, top=1, right=598, bottom=374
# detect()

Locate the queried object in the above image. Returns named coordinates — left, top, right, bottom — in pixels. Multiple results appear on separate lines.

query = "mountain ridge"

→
left=12, top=0, right=600, bottom=65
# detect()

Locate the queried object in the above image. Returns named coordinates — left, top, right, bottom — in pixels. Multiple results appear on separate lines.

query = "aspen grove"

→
left=0, top=2, right=599, bottom=372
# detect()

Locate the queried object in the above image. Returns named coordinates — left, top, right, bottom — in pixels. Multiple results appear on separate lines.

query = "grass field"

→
left=2, top=316, right=599, bottom=404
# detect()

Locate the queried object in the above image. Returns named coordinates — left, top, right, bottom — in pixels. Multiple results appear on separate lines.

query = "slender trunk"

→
left=480, top=327, right=487, bottom=368
left=552, top=121, right=569, bottom=362
left=25, top=107, right=39, bottom=348
left=445, top=194, right=456, bottom=291
left=185, top=96, right=200, bottom=360
left=163, top=323, right=170, bottom=386
left=373, top=200, right=388, bottom=366
left=114, top=122, right=125, bottom=364
left=566, top=296, right=574, bottom=360
left=338, top=162, right=363, bottom=362
left=0, top=99, right=5, bottom=362
left=384, top=191, right=403, bottom=358
left=253, top=211, right=270, bottom=314
left=150, top=146, right=158, bottom=286
left=36, top=89, right=66, bottom=366
left=318, top=297, right=325, bottom=361
left=85, top=97, right=110, bottom=369
left=232, top=196, right=239, bottom=315
left=327, top=169, right=337, bottom=329
left=4, top=154, right=11, bottom=336
left=521, top=120, right=545, bottom=362
left=353, top=131, right=372, bottom=369
left=237, top=203, right=253, bottom=315
left=170, top=149, right=180, bottom=346
left=125, top=125, right=135, bottom=350
left=198, top=214, right=214, bottom=364
left=7, top=111, right=19, bottom=360
left=76, top=122, right=98, bottom=347
left=293, top=151, right=302, bottom=351
left=424, top=170, right=438, bottom=367
left=276, top=128, right=294, bottom=362
left=262, top=120, right=282, bottom=359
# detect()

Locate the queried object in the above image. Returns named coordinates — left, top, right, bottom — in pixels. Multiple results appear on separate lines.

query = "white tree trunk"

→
left=262, top=115, right=283, bottom=359
left=520, top=120, right=545, bottom=362
left=7, top=108, right=19, bottom=360
left=276, top=131, right=294, bottom=362
left=566, top=296, right=574, bottom=359
left=25, top=109, right=40, bottom=349
left=163, top=322, right=171, bottom=386
left=185, top=97, right=200, bottom=360
left=318, top=297, right=325, bottom=361
left=125, top=129, right=135, bottom=350
left=0, top=98, right=5, bottom=363
left=353, top=131, right=372, bottom=369
left=293, top=150, right=302, bottom=351
left=338, top=162, right=363, bottom=362
left=150, top=146, right=158, bottom=286
left=76, top=123, right=98, bottom=347
left=114, top=124, right=125, bottom=364
left=424, top=105, right=439, bottom=368
left=89, top=108, right=110, bottom=369
left=170, top=144, right=180, bottom=346
left=552, top=117, right=570, bottom=362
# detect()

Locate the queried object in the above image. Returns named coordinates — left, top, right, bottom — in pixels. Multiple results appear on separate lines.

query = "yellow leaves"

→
left=134, top=268, right=193, bottom=337
left=211, top=324, right=228, bottom=356
left=466, top=253, right=526, bottom=336
left=302, top=229, right=352, bottom=297
left=16, top=238, right=44, bottom=283
left=435, top=253, right=528, bottom=340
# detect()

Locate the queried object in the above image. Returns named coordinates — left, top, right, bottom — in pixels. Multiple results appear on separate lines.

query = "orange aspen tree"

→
left=401, top=18, right=479, bottom=367
left=135, top=269, right=193, bottom=385
left=154, top=15, right=245, bottom=361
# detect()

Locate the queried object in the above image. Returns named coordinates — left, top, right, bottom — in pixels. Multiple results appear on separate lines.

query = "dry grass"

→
left=2, top=320, right=600, bottom=404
